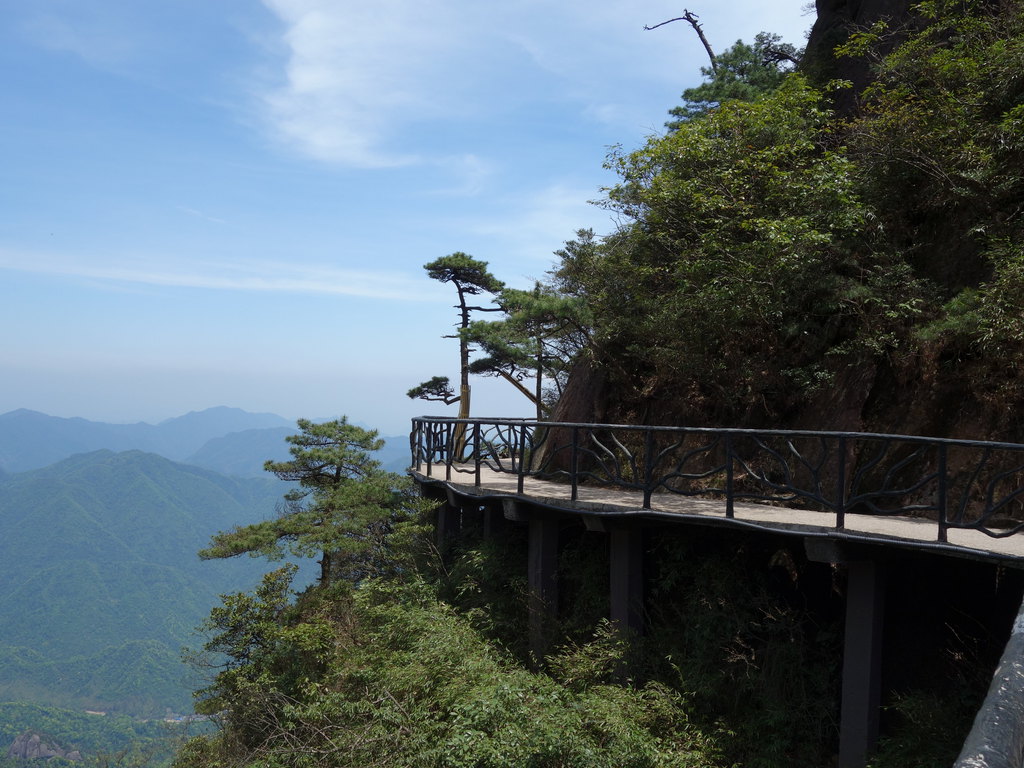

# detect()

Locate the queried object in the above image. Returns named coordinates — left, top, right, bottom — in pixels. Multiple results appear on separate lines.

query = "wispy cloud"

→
left=251, top=0, right=718, bottom=168
left=462, top=182, right=617, bottom=273
left=257, top=0, right=469, bottom=167
left=426, top=154, right=494, bottom=197
left=21, top=10, right=139, bottom=69
left=177, top=206, right=227, bottom=225
left=0, top=248, right=440, bottom=301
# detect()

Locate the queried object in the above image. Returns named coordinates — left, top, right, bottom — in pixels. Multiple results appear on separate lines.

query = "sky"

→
left=0, top=0, right=813, bottom=435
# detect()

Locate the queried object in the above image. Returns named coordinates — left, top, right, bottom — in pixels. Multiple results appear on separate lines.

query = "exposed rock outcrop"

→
left=6, top=731, right=82, bottom=762
left=804, top=0, right=915, bottom=111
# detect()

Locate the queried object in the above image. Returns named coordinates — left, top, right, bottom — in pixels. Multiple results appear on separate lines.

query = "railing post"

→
left=518, top=422, right=527, bottom=494
left=424, top=421, right=433, bottom=478
left=725, top=433, right=735, bottom=519
left=571, top=426, right=579, bottom=502
left=411, top=420, right=420, bottom=472
left=937, top=443, right=948, bottom=543
left=474, top=421, right=482, bottom=487
left=445, top=421, right=453, bottom=482
left=836, top=436, right=847, bottom=530
left=643, top=428, right=654, bottom=509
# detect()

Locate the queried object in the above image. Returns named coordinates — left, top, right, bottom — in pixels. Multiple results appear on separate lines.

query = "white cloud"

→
left=252, top=0, right=685, bottom=167
left=257, top=0, right=469, bottom=167
left=253, top=0, right=812, bottom=169
left=177, top=206, right=227, bottom=225
left=0, top=248, right=441, bottom=301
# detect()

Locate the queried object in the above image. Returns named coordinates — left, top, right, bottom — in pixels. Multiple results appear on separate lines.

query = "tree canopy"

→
left=408, top=253, right=504, bottom=434
left=666, top=32, right=802, bottom=127
left=200, top=418, right=426, bottom=585
left=541, top=0, right=1024, bottom=436
left=463, top=283, right=590, bottom=419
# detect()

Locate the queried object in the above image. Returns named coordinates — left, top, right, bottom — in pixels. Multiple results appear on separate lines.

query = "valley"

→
left=0, top=408, right=407, bottom=760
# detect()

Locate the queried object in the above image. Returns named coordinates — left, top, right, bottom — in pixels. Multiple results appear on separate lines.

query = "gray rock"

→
left=6, top=731, right=82, bottom=761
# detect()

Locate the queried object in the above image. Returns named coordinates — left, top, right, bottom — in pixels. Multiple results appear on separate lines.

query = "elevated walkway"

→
left=416, top=463, right=1024, bottom=564
left=410, top=417, right=1024, bottom=768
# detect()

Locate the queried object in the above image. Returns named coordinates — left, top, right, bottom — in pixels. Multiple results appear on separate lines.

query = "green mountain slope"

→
left=184, top=427, right=294, bottom=478
left=0, top=450, right=306, bottom=716
left=0, top=701, right=192, bottom=767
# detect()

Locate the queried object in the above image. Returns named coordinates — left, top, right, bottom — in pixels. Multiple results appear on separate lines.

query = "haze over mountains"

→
left=0, top=407, right=411, bottom=717
left=0, top=407, right=410, bottom=476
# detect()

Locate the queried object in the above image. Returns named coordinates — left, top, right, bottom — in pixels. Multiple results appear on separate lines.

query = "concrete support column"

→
left=428, top=487, right=461, bottom=551
left=609, top=526, right=644, bottom=636
left=482, top=503, right=505, bottom=539
left=528, top=515, right=560, bottom=661
left=839, top=559, right=886, bottom=768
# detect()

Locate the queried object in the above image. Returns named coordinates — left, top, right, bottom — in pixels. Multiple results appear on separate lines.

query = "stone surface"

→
left=6, top=731, right=82, bottom=762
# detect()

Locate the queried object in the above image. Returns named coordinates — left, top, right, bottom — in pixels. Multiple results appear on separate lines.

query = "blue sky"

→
left=0, top=0, right=812, bottom=435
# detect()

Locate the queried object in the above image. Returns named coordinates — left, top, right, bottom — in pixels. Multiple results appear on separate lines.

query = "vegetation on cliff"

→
left=547, top=0, right=1024, bottom=438
left=178, top=424, right=730, bottom=768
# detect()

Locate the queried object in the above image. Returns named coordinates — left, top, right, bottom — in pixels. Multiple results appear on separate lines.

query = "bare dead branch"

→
left=644, top=9, right=717, bottom=71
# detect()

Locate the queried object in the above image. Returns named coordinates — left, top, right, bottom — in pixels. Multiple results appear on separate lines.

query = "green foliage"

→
left=436, top=535, right=531, bottom=662
left=845, top=0, right=1024, bottom=290
left=543, top=0, right=1024, bottom=433
left=643, top=534, right=842, bottom=768
left=826, top=0, right=1024, bottom=408
left=200, top=418, right=430, bottom=586
left=179, top=575, right=724, bottom=768
left=463, top=283, right=591, bottom=416
left=668, top=32, right=802, bottom=127
left=0, top=701, right=196, bottom=768
left=558, top=76, right=917, bottom=419
left=406, top=375, right=458, bottom=404
left=868, top=690, right=980, bottom=768
left=423, top=252, right=505, bottom=297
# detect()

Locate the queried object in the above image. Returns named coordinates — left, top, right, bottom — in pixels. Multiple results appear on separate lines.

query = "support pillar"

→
left=528, top=515, right=560, bottom=661
left=435, top=488, right=462, bottom=551
left=482, top=503, right=505, bottom=539
left=839, top=559, right=886, bottom=768
left=609, top=526, right=644, bottom=636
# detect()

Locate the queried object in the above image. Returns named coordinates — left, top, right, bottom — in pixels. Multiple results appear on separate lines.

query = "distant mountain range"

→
left=0, top=407, right=291, bottom=474
left=0, top=407, right=412, bottom=717
left=0, top=407, right=412, bottom=476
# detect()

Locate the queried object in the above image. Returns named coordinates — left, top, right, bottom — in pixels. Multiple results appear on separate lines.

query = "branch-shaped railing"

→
left=410, top=417, right=1024, bottom=543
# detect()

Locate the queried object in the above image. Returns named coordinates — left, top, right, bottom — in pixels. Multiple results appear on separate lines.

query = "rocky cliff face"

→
left=804, top=0, right=915, bottom=111
left=6, top=731, right=82, bottom=762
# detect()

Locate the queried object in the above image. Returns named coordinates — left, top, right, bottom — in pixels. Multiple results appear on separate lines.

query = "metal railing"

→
left=410, top=417, right=1024, bottom=543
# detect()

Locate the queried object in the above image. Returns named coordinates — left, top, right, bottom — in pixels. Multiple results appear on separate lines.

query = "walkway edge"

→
left=955, top=595, right=1024, bottom=768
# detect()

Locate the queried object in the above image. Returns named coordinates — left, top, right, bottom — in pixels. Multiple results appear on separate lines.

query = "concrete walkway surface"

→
left=413, top=464, right=1024, bottom=563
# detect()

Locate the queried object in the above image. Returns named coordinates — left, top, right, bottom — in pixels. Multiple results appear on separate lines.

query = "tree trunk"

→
left=454, top=289, right=472, bottom=459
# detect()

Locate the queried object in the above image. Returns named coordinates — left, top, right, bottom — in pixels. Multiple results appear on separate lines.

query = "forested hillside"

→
left=0, top=701, right=194, bottom=768
left=0, top=450, right=297, bottom=716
